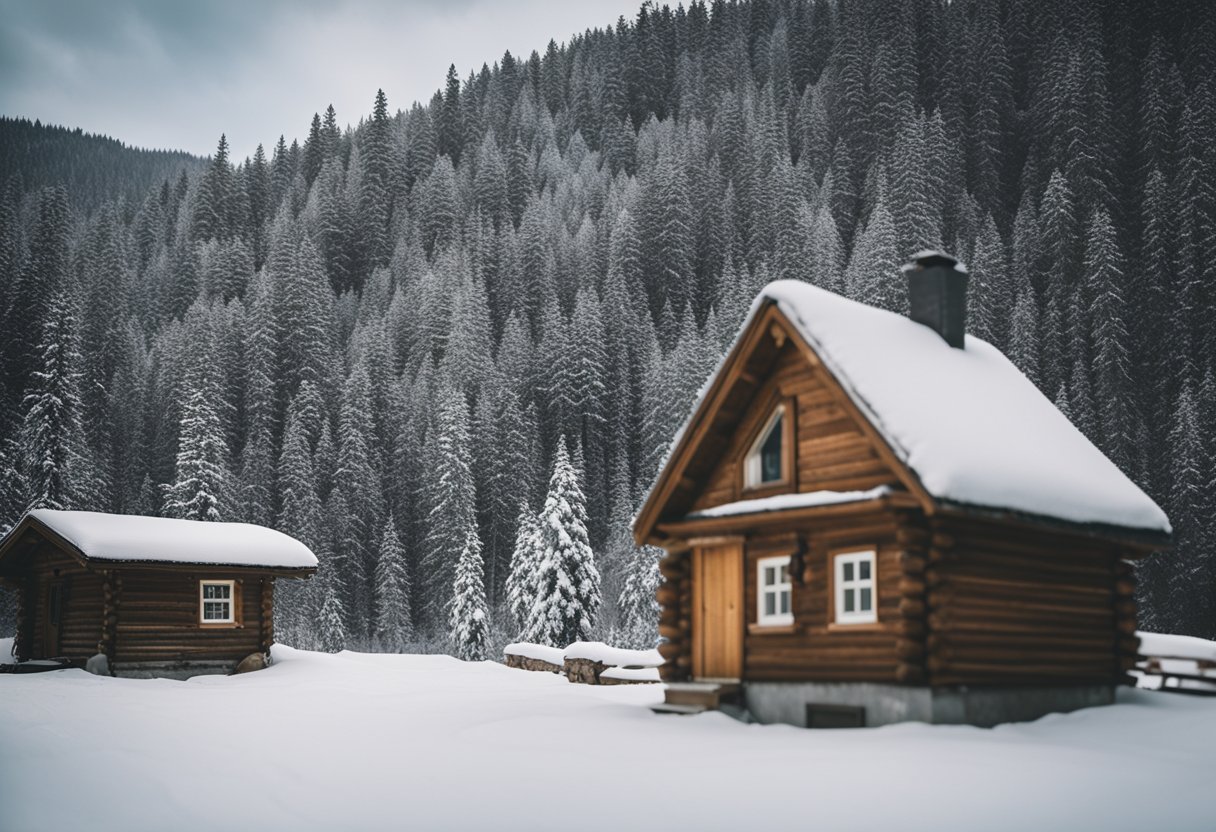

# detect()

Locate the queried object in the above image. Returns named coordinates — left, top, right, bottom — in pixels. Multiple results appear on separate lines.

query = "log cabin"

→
left=0, top=509, right=318, bottom=678
left=634, top=252, right=1171, bottom=727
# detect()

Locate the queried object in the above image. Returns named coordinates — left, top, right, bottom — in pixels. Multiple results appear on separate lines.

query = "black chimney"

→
left=901, top=250, right=969, bottom=349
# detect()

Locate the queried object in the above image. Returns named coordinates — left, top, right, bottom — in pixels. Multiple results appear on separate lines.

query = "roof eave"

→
left=934, top=500, right=1171, bottom=553
left=656, top=490, right=921, bottom=539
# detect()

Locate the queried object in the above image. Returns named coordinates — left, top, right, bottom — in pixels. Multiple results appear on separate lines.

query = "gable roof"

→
left=0, top=510, right=319, bottom=572
left=635, top=280, right=1171, bottom=546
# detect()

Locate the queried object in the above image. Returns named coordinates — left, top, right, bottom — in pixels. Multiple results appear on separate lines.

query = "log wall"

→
left=26, top=545, right=103, bottom=660
left=113, top=571, right=265, bottom=664
left=742, top=514, right=902, bottom=682
left=923, top=515, right=1135, bottom=687
left=690, top=342, right=901, bottom=512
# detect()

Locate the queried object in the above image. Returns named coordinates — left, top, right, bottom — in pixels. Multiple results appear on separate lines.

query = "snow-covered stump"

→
left=503, top=643, right=563, bottom=674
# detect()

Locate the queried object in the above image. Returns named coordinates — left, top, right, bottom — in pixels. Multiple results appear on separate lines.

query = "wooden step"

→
left=658, top=681, right=742, bottom=711
left=649, top=702, right=709, bottom=715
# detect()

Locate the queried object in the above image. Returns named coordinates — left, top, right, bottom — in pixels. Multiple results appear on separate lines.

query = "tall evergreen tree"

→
left=523, top=436, right=602, bottom=646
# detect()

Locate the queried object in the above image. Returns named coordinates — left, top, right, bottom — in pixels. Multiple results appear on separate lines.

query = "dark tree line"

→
left=1, top=0, right=1214, bottom=649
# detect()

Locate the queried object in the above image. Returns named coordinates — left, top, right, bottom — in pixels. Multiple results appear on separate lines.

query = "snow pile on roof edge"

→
left=17, top=509, right=319, bottom=569
left=685, top=487, right=892, bottom=520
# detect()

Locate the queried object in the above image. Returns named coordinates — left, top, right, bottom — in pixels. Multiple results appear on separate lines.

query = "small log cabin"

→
left=634, top=252, right=1171, bottom=727
left=0, top=509, right=318, bottom=678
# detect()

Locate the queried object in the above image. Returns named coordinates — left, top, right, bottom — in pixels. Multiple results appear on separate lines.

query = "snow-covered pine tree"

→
left=372, top=515, right=413, bottom=653
left=506, top=501, right=542, bottom=636
left=523, top=436, right=602, bottom=646
left=450, top=523, right=491, bottom=661
left=162, top=371, right=227, bottom=522
left=617, top=544, right=662, bottom=649
left=419, top=382, right=477, bottom=630
left=15, top=290, right=89, bottom=515
left=317, top=574, right=348, bottom=654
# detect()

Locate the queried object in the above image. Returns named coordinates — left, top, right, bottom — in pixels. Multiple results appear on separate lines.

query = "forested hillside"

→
left=0, top=117, right=202, bottom=215
left=1, top=0, right=1214, bottom=650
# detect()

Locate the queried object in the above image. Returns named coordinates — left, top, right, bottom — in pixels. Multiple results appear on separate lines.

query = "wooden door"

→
left=692, top=541, right=744, bottom=680
left=43, top=580, right=63, bottom=657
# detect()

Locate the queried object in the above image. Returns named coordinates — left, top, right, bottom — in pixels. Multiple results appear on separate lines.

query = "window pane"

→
left=859, top=559, right=871, bottom=580
left=844, top=589, right=855, bottom=612
left=760, top=414, right=783, bottom=482
left=860, top=587, right=872, bottom=611
left=779, top=564, right=788, bottom=583
left=779, top=591, right=789, bottom=615
left=765, top=594, right=775, bottom=616
left=843, top=561, right=854, bottom=582
left=764, top=566, right=774, bottom=586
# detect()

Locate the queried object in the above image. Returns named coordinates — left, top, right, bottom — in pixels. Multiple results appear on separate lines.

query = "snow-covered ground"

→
left=1, top=644, right=1214, bottom=832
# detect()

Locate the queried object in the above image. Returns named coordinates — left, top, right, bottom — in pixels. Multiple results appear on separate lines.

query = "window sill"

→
left=741, top=480, right=792, bottom=497
left=749, top=622, right=798, bottom=635
left=199, top=622, right=242, bottom=629
left=826, top=621, right=882, bottom=632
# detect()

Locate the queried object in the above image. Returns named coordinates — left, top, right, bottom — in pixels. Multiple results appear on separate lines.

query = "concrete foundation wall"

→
left=745, top=681, right=1115, bottom=728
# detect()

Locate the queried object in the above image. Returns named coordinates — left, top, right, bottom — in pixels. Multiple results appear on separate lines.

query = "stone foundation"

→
left=504, top=653, right=562, bottom=674
left=110, top=660, right=239, bottom=680
left=744, top=681, right=1115, bottom=728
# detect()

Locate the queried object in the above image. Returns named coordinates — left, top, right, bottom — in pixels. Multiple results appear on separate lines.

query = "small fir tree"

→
left=372, top=515, right=413, bottom=653
left=450, top=524, right=491, bottom=661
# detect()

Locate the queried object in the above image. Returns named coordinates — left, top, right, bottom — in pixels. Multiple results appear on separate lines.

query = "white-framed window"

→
left=744, top=404, right=785, bottom=488
left=199, top=580, right=235, bottom=624
left=834, top=550, right=876, bottom=624
left=757, top=555, right=794, bottom=626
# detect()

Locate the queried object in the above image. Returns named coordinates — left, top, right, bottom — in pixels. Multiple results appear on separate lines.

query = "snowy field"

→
left=2, top=643, right=1215, bottom=832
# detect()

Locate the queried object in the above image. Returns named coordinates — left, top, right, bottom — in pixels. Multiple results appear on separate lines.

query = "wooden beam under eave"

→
left=656, top=491, right=920, bottom=538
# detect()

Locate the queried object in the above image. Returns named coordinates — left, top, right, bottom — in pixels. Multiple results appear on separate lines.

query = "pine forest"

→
left=1, top=0, right=1214, bottom=654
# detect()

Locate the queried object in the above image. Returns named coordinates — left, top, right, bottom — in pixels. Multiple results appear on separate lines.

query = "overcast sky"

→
left=0, top=0, right=640, bottom=160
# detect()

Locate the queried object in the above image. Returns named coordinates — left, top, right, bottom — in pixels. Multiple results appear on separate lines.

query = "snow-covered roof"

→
left=13, top=509, right=318, bottom=570
left=685, top=487, right=893, bottom=520
left=750, top=281, right=1170, bottom=536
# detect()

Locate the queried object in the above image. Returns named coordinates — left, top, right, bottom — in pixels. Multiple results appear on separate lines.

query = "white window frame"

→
left=834, top=550, right=877, bottom=625
left=756, top=555, right=794, bottom=627
left=744, top=404, right=786, bottom=489
left=199, top=579, right=236, bottom=624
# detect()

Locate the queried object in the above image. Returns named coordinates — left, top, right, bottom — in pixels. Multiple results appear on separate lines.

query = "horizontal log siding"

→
left=691, top=343, right=900, bottom=512
left=114, top=571, right=264, bottom=663
left=743, top=514, right=902, bottom=682
left=28, top=545, right=102, bottom=660
left=924, top=516, right=1126, bottom=686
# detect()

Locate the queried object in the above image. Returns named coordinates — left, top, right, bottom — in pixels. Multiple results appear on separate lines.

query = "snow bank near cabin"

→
left=1, top=645, right=1215, bottom=831
left=503, top=642, right=565, bottom=666
left=1137, top=631, right=1216, bottom=662
left=18, top=509, right=318, bottom=569
left=563, top=641, right=664, bottom=667
left=505, top=641, right=664, bottom=668
left=599, top=666, right=661, bottom=682
left=686, top=487, right=891, bottom=519
left=759, top=281, right=1170, bottom=534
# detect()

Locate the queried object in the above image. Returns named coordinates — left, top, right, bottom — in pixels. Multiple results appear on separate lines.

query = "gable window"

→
left=744, top=404, right=786, bottom=489
left=834, top=551, right=876, bottom=624
left=200, top=580, right=235, bottom=624
left=757, top=555, right=793, bottom=626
